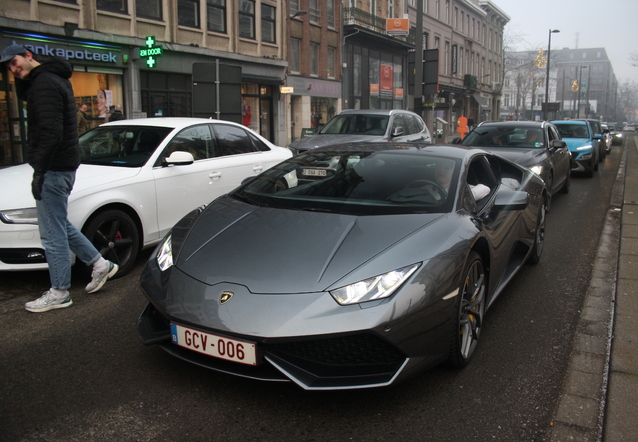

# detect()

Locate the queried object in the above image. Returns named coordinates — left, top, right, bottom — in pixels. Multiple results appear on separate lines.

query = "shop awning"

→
left=473, top=93, right=490, bottom=110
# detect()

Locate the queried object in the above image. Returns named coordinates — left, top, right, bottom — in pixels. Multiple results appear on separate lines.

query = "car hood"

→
left=289, top=134, right=387, bottom=151
left=561, top=138, right=593, bottom=151
left=175, top=198, right=447, bottom=294
left=478, top=147, right=545, bottom=168
left=0, top=163, right=142, bottom=210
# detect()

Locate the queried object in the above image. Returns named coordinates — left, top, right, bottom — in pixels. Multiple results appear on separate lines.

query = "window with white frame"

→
left=328, top=0, right=335, bottom=28
left=309, top=0, right=320, bottom=24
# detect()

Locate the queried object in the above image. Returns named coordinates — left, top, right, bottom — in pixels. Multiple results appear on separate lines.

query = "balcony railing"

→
left=344, top=8, right=414, bottom=44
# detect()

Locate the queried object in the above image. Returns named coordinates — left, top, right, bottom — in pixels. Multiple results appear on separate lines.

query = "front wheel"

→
left=82, top=209, right=140, bottom=277
left=447, top=251, right=486, bottom=368
left=527, top=200, right=546, bottom=265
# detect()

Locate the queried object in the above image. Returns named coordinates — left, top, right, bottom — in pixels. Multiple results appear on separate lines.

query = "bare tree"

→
left=630, top=52, right=638, bottom=68
left=617, top=80, right=638, bottom=122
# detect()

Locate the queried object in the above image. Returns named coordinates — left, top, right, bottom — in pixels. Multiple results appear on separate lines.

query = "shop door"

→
left=259, top=98, right=271, bottom=140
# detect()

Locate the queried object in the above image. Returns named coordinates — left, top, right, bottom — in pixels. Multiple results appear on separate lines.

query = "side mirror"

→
left=163, top=151, right=194, bottom=166
left=392, top=126, right=404, bottom=137
left=493, top=189, right=529, bottom=212
left=550, top=139, right=567, bottom=149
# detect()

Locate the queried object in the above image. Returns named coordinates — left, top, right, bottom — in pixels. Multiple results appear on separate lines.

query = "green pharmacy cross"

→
left=139, top=36, right=163, bottom=68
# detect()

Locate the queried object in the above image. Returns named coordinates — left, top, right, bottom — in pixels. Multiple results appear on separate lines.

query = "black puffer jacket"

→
left=16, top=57, right=80, bottom=172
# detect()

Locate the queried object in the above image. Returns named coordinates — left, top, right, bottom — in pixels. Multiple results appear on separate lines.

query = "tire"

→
left=82, top=209, right=140, bottom=277
left=560, top=170, right=570, bottom=194
left=586, top=158, right=595, bottom=177
left=527, top=200, right=546, bottom=265
left=447, top=251, right=486, bottom=368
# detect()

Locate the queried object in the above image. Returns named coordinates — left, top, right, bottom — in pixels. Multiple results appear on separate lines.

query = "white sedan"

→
left=0, top=118, right=292, bottom=276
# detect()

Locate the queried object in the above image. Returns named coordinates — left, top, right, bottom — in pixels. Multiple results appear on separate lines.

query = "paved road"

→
left=0, top=144, right=622, bottom=441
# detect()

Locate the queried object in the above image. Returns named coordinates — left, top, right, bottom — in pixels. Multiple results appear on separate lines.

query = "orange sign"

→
left=380, top=64, right=393, bottom=94
left=370, top=84, right=379, bottom=95
left=386, top=18, right=409, bottom=35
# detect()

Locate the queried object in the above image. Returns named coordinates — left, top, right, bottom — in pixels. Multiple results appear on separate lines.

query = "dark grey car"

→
left=138, top=143, right=547, bottom=390
left=461, top=120, right=571, bottom=210
left=288, top=109, right=432, bottom=155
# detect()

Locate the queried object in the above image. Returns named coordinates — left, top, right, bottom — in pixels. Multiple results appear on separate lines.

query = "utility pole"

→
left=413, top=0, right=423, bottom=115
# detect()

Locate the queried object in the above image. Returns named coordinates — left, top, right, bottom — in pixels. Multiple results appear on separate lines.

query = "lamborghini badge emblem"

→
left=220, top=291, right=234, bottom=304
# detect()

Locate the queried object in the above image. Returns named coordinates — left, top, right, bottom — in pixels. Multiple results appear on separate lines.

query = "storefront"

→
left=285, top=75, right=341, bottom=143
left=0, top=30, right=128, bottom=167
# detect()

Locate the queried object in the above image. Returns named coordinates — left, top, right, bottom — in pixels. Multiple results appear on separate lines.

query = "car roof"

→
left=477, top=121, right=549, bottom=128
left=336, top=109, right=419, bottom=117
left=311, top=141, right=475, bottom=160
left=100, top=117, right=236, bottom=129
left=552, top=120, right=586, bottom=125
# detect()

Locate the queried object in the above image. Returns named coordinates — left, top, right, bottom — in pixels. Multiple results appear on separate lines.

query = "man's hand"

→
left=32, top=171, right=45, bottom=201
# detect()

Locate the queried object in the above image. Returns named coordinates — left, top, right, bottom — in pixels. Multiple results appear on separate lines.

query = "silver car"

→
left=138, top=143, right=547, bottom=390
left=288, top=109, right=432, bottom=154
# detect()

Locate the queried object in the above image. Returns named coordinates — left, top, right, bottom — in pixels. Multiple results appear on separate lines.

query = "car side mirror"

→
left=550, top=139, right=567, bottom=149
left=593, top=134, right=602, bottom=140
left=392, top=126, right=404, bottom=137
left=493, top=189, right=529, bottom=212
left=163, top=151, right=194, bottom=166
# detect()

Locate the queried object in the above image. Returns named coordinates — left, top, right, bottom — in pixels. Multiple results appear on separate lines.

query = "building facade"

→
left=500, top=47, right=619, bottom=122
left=0, top=0, right=289, bottom=167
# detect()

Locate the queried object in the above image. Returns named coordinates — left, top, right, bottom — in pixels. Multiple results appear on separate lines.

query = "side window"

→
left=392, top=115, right=405, bottom=135
left=404, top=115, right=418, bottom=135
left=249, top=132, right=271, bottom=152
left=214, top=124, right=258, bottom=156
left=159, top=125, right=214, bottom=164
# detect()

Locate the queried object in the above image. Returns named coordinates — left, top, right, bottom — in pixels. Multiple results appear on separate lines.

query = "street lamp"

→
left=543, top=29, right=560, bottom=120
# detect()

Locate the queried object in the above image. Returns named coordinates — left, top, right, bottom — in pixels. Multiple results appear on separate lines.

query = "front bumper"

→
left=0, top=224, right=49, bottom=270
left=138, top=259, right=455, bottom=390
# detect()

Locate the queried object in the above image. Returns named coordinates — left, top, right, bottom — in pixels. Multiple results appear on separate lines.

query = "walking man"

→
left=1, top=44, right=118, bottom=313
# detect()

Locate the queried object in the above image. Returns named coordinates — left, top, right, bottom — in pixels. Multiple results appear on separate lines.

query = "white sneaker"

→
left=25, top=291, right=73, bottom=313
left=85, top=261, right=119, bottom=294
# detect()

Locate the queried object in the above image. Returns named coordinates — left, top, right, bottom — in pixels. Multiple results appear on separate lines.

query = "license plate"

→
left=171, top=323, right=257, bottom=366
left=302, top=168, right=327, bottom=177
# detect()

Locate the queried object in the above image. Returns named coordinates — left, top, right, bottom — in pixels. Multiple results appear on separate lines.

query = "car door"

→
left=152, top=124, right=224, bottom=239
left=547, top=125, right=571, bottom=190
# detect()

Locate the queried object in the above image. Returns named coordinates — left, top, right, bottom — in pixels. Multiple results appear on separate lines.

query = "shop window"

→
left=137, top=0, right=162, bottom=20
left=239, top=0, right=255, bottom=39
left=97, top=0, right=127, bottom=14
left=178, top=0, right=200, bottom=28
left=207, top=0, right=226, bottom=33
left=261, top=4, right=276, bottom=43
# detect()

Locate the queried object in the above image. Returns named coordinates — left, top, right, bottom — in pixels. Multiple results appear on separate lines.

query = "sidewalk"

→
left=549, top=134, right=638, bottom=441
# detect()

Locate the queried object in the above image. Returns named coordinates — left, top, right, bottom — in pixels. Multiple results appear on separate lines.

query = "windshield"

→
left=231, top=149, right=459, bottom=216
left=463, top=126, right=544, bottom=148
left=319, top=114, right=390, bottom=136
left=80, top=126, right=173, bottom=167
left=554, top=124, right=589, bottom=139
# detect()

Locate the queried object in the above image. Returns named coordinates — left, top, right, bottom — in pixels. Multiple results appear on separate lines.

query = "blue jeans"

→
left=36, top=170, right=101, bottom=290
